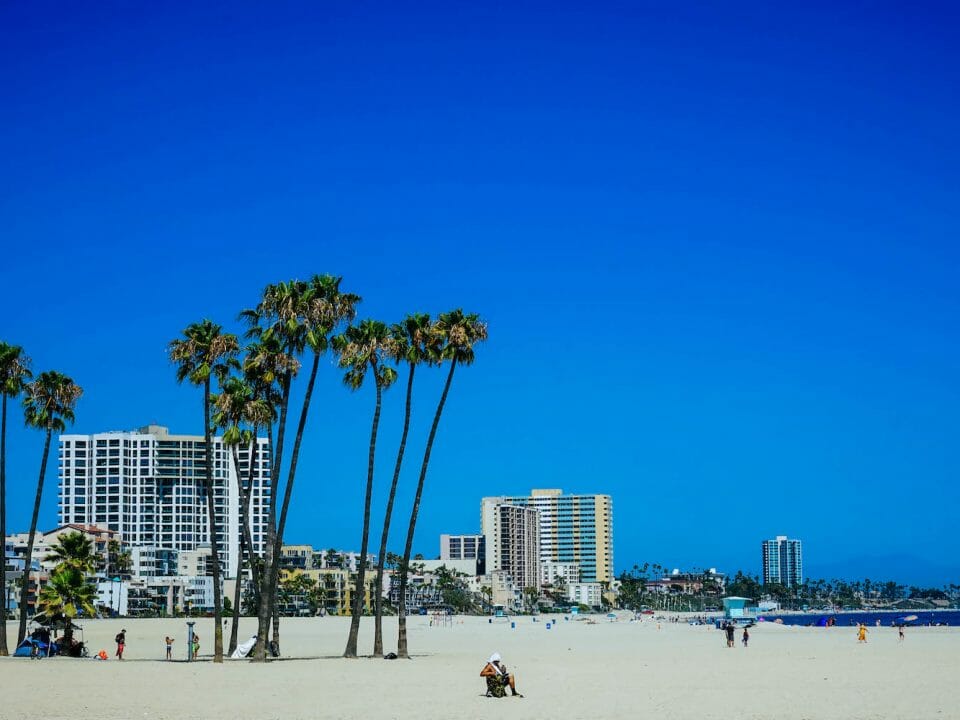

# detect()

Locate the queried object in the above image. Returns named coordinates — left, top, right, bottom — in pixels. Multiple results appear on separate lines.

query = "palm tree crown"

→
left=168, top=319, right=240, bottom=390
left=45, top=531, right=97, bottom=575
left=0, top=343, right=32, bottom=398
left=23, top=371, right=82, bottom=432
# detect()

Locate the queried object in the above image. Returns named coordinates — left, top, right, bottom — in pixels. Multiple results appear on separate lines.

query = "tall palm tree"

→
left=271, top=276, right=359, bottom=652
left=0, top=342, right=31, bottom=656
left=242, top=283, right=306, bottom=661
left=372, top=313, right=433, bottom=656
left=45, top=531, right=97, bottom=575
left=18, top=371, right=82, bottom=644
left=397, top=310, right=486, bottom=658
left=169, top=319, right=239, bottom=663
left=336, top=320, right=397, bottom=658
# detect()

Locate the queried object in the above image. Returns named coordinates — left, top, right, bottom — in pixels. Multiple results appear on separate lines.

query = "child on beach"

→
left=165, top=636, right=174, bottom=660
left=115, top=629, right=126, bottom=660
left=857, top=624, right=868, bottom=643
left=192, top=633, right=200, bottom=659
left=742, top=627, right=749, bottom=648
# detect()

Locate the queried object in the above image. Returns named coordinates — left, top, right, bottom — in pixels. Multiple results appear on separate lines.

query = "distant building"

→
left=58, top=425, right=271, bottom=579
left=540, top=561, right=580, bottom=587
left=481, top=489, right=613, bottom=583
left=440, top=533, right=486, bottom=575
left=567, top=582, right=603, bottom=607
left=480, top=501, right=541, bottom=591
left=762, top=536, right=803, bottom=587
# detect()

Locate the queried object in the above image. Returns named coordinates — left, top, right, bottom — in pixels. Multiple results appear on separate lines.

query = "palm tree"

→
left=212, top=374, right=275, bottom=653
left=45, top=532, right=97, bottom=575
left=169, top=319, right=239, bottom=663
left=241, top=283, right=306, bottom=661
left=0, top=342, right=31, bottom=656
left=18, top=371, right=82, bottom=644
left=335, top=320, right=397, bottom=658
left=272, top=276, right=359, bottom=652
left=396, top=310, right=486, bottom=658
left=372, top=313, right=433, bottom=656
left=36, top=566, right=96, bottom=646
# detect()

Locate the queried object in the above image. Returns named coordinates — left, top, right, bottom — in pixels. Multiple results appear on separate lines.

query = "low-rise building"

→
left=568, top=582, right=603, bottom=608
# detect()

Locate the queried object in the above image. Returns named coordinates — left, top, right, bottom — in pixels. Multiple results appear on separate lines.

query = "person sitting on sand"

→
left=480, top=652, right=523, bottom=698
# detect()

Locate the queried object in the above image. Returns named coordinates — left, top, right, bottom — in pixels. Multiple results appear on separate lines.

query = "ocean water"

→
left=759, top=609, right=960, bottom=627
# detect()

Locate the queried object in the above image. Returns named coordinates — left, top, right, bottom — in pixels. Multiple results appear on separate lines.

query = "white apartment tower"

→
left=761, top=535, right=803, bottom=587
left=58, top=425, right=270, bottom=578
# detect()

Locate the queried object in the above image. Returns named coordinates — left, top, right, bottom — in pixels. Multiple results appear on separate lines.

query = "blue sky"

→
left=2, top=1, right=958, bottom=585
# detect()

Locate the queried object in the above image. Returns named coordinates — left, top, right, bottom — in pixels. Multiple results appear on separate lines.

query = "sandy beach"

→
left=2, top=614, right=957, bottom=720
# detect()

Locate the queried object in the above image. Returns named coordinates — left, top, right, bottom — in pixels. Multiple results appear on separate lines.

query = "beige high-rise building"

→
left=480, top=500, right=541, bottom=591
left=481, top=489, right=613, bottom=584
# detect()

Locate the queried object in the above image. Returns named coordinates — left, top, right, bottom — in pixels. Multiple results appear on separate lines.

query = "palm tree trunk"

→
left=271, top=351, right=320, bottom=654
left=253, top=376, right=290, bottom=662
left=397, top=358, right=457, bottom=659
left=17, top=428, right=52, bottom=645
left=344, top=363, right=384, bottom=658
left=373, top=362, right=415, bottom=656
left=0, top=393, right=8, bottom=656
left=203, top=378, right=225, bottom=663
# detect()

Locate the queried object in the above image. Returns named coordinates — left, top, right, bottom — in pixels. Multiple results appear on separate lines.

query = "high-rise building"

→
left=481, top=489, right=613, bottom=583
left=761, top=535, right=803, bottom=587
left=480, top=501, right=540, bottom=590
left=440, top=533, right=486, bottom=575
left=58, top=425, right=270, bottom=578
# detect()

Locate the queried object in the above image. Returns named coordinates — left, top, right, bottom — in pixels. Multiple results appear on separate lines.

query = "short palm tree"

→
left=169, top=319, right=239, bottom=663
left=212, top=374, right=275, bottom=654
left=0, top=342, right=31, bottom=656
left=36, top=566, right=96, bottom=646
left=372, top=313, right=433, bottom=656
left=18, top=370, right=82, bottom=645
left=45, top=531, right=97, bottom=575
left=336, top=320, right=397, bottom=658
left=397, top=310, right=486, bottom=658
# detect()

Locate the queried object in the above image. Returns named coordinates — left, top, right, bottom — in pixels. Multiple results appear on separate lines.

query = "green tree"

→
left=36, top=566, right=96, bottom=645
left=373, top=313, right=434, bottom=657
left=0, top=342, right=31, bottom=656
left=169, top=319, right=239, bottom=663
left=46, top=532, right=97, bottom=575
left=336, top=319, right=398, bottom=658
left=397, top=310, right=487, bottom=658
left=17, top=371, right=82, bottom=644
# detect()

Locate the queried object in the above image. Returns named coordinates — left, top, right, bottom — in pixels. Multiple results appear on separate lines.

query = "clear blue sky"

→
left=2, top=1, right=958, bottom=585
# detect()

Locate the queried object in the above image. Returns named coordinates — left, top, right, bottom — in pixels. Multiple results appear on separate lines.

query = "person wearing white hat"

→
left=480, top=652, right=523, bottom=697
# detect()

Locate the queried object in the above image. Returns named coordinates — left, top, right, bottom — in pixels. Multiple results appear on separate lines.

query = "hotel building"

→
left=761, top=535, right=803, bottom=587
left=481, top=489, right=614, bottom=583
left=58, top=425, right=270, bottom=579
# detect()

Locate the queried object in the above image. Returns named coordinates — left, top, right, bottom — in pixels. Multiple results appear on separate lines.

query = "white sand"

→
left=2, top=614, right=958, bottom=719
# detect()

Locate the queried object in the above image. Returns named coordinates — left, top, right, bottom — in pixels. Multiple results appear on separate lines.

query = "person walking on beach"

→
left=724, top=622, right=736, bottom=648
left=898, top=624, right=905, bottom=643
left=742, top=627, right=749, bottom=648
left=480, top=652, right=523, bottom=697
left=165, top=636, right=174, bottom=660
left=192, top=632, right=200, bottom=660
left=115, top=629, right=126, bottom=660
left=857, top=624, right=868, bottom=643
